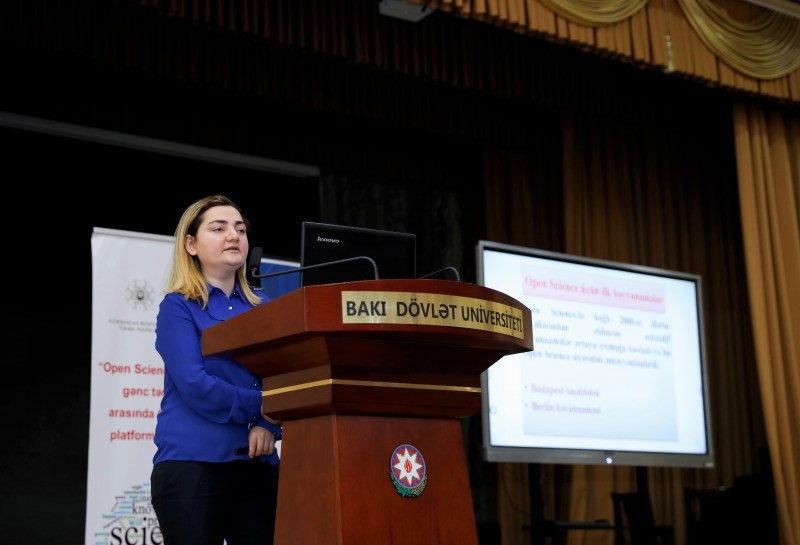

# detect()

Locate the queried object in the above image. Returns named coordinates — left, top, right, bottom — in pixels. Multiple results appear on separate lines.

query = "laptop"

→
left=300, top=222, right=416, bottom=287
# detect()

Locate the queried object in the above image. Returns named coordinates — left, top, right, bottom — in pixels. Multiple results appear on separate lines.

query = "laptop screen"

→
left=300, top=222, right=416, bottom=287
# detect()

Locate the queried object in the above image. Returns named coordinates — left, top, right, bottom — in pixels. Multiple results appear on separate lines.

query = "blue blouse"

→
left=153, top=283, right=281, bottom=465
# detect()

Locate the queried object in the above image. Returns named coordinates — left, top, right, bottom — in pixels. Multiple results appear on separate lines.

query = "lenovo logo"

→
left=317, top=236, right=340, bottom=243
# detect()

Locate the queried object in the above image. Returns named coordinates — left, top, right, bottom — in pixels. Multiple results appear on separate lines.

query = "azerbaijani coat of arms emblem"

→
left=389, top=444, right=428, bottom=497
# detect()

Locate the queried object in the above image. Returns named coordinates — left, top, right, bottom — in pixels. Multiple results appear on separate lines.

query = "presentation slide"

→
left=482, top=248, right=709, bottom=456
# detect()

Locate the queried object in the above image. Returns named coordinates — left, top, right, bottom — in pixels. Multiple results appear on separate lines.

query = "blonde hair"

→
left=166, top=195, right=262, bottom=308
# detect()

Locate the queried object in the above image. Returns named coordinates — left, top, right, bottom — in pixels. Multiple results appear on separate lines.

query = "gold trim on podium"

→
left=263, top=379, right=481, bottom=397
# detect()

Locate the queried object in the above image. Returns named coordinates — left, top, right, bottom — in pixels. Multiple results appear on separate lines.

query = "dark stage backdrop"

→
left=1, top=121, right=487, bottom=544
left=2, top=125, right=321, bottom=544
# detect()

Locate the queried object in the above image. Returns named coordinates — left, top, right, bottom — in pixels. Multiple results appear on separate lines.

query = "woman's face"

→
left=185, top=205, right=249, bottom=278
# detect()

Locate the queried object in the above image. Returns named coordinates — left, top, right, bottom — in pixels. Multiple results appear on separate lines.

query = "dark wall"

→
left=2, top=125, right=322, bottom=544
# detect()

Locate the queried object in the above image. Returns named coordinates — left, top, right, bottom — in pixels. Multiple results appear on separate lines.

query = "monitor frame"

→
left=477, top=240, right=714, bottom=468
left=300, top=221, right=416, bottom=287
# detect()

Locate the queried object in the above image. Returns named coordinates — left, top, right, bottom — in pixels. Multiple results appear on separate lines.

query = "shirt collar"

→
left=207, top=281, right=248, bottom=302
left=206, top=282, right=250, bottom=321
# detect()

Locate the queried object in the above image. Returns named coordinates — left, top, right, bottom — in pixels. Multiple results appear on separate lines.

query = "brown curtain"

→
left=427, top=0, right=800, bottom=103
left=558, top=110, right=768, bottom=545
left=481, top=92, right=769, bottom=545
left=483, top=143, right=565, bottom=545
left=483, top=145, right=564, bottom=252
left=733, top=101, right=800, bottom=545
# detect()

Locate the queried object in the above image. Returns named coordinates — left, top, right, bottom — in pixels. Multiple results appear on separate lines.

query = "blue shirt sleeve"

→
left=254, top=416, right=283, bottom=440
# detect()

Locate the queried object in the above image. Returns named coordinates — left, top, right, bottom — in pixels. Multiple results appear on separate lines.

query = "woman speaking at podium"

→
left=150, top=195, right=281, bottom=545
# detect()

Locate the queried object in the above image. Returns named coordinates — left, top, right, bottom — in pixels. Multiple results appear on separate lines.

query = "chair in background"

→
left=684, top=487, right=735, bottom=545
left=730, top=473, right=780, bottom=545
left=611, top=492, right=674, bottom=545
left=685, top=476, right=779, bottom=545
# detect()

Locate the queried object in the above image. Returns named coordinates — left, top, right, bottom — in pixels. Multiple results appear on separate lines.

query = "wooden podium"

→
left=204, top=279, right=532, bottom=544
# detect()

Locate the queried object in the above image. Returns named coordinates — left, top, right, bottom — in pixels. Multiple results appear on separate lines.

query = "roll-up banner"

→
left=87, top=228, right=173, bottom=545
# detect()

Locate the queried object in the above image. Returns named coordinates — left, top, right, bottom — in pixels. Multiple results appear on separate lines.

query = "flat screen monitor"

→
left=300, top=222, right=416, bottom=287
left=477, top=240, right=713, bottom=468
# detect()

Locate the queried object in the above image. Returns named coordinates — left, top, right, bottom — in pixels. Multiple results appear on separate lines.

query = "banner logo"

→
left=126, top=280, right=155, bottom=311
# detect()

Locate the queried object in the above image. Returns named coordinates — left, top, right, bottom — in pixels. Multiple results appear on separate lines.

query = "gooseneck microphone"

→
left=417, top=267, right=461, bottom=282
left=247, top=246, right=265, bottom=288
left=247, top=247, right=380, bottom=282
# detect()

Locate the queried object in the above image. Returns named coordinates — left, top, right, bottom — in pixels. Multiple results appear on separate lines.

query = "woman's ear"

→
left=185, top=234, right=198, bottom=256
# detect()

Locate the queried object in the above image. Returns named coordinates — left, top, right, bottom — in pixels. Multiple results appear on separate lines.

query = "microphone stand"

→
left=417, top=266, right=461, bottom=282
left=247, top=247, right=461, bottom=285
left=249, top=255, right=380, bottom=282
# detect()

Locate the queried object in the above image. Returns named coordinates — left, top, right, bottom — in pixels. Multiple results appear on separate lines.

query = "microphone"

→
left=247, top=246, right=264, bottom=289
left=247, top=248, right=380, bottom=282
left=418, top=266, right=461, bottom=282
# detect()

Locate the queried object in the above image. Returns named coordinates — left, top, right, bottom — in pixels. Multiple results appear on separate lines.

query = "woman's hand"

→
left=247, top=425, right=276, bottom=458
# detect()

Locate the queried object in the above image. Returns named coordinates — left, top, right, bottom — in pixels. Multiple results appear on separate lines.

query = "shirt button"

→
left=229, top=306, right=233, bottom=310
